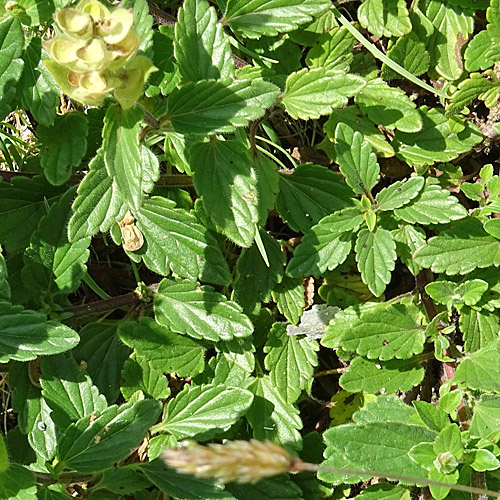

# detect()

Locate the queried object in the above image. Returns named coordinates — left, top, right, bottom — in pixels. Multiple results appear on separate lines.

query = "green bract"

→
left=42, top=0, right=156, bottom=108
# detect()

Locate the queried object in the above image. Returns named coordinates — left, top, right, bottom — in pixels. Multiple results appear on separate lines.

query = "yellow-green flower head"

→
left=43, top=0, right=156, bottom=109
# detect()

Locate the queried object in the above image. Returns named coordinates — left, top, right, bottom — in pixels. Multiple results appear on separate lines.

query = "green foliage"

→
left=3, top=0, right=500, bottom=498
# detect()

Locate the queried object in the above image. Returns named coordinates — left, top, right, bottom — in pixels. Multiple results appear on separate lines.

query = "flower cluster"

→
left=43, top=0, right=156, bottom=109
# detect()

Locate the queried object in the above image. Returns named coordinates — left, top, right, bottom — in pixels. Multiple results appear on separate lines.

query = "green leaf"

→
left=459, top=307, right=500, bottom=353
left=0, top=16, right=22, bottom=81
left=424, top=0, right=473, bottom=80
left=340, top=356, right=424, bottom=394
left=0, top=250, right=10, bottom=303
left=464, top=30, right=494, bottom=72
left=0, top=176, right=66, bottom=252
left=355, top=484, right=411, bottom=500
left=376, top=176, right=425, bottom=211
left=247, top=375, right=302, bottom=450
left=0, top=435, right=7, bottom=473
left=426, top=279, right=488, bottom=309
left=355, top=228, right=397, bottom=297
left=334, top=123, right=379, bottom=195
left=281, top=68, right=365, bottom=120
left=102, top=105, right=143, bottom=211
left=23, top=188, right=90, bottom=296
left=0, top=464, right=36, bottom=500
left=0, top=302, right=79, bottom=362
left=175, top=0, right=234, bottom=82
left=448, top=72, right=500, bottom=114
left=119, top=317, right=206, bottom=378
left=271, top=277, right=305, bottom=325
left=413, top=218, right=500, bottom=275
left=264, top=323, right=318, bottom=404
left=355, top=78, right=422, bottom=133
left=29, top=398, right=57, bottom=461
left=132, top=196, right=231, bottom=285
left=154, top=278, right=253, bottom=342
left=226, top=476, right=304, bottom=500
left=40, top=355, right=107, bottom=430
left=305, top=27, right=355, bottom=72
left=253, top=152, right=279, bottom=225
left=9, top=362, right=41, bottom=433
left=190, top=139, right=258, bottom=248
left=6, top=0, right=54, bottom=24
left=68, top=152, right=127, bottom=242
left=73, top=321, right=131, bottom=405
left=393, top=107, right=482, bottom=166
left=454, top=339, right=500, bottom=393
left=358, top=0, right=411, bottom=37
left=276, top=163, right=355, bottom=233
left=470, top=395, right=500, bottom=439
left=286, top=205, right=364, bottom=277
left=158, top=384, right=253, bottom=440
left=413, top=401, right=450, bottom=433
left=393, top=178, right=467, bottom=225
left=0, top=57, right=23, bottom=120
left=381, top=33, right=430, bottom=79
left=324, top=302, right=425, bottom=360
left=139, top=459, right=234, bottom=500
left=38, top=112, right=88, bottom=186
left=393, top=224, right=426, bottom=276
left=132, top=0, right=153, bottom=52
left=320, top=419, right=435, bottom=484
left=166, top=79, right=279, bottom=134
left=121, top=353, right=171, bottom=400
left=57, top=400, right=162, bottom=473
left=222, top=0, right=331, bottom=38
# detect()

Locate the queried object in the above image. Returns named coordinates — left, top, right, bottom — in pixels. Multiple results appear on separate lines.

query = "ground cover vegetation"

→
left=1, top=0, right=500, bottom=498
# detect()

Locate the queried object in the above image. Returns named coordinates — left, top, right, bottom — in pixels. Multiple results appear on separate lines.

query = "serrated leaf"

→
left=121, top=353, right=171, bottom=400
left=334, top=123, right=379, bottom=195
left=190, top=139, right=258, bottom=248
left=222, top=0, right=331, bottom=38
left=0, top=176, right=65, bottom=252
left=393, top=178, right=467, bottom=224
left=413, top=217, right=500, bottom=275
left=226, top=475, right=304, bottom=500
left=272, top=277, right=305, bottom=325
left=154, top=278, right=253, bottom=342
left=459, top=307, right=500, bottom=353
left=132, top=196, right=231, bottom=285
left=132, top=0, right=153, bottom=52
left=139, top=459, right=234, bottom=500
left=23, top=188, right=90, bottom=296
left=424, top=0, right=473, bottom=80
left=254, top=152, right=279, bottom=225
left=355, top=78, right=422, bottom=133
left=29, top=398, right=57, bottom=461
left=57, top=400, right=161, bottom=473
left=264, top=323, right=318, bottom=404
left=426, top=279, right=488, bottom=308
left=102, top=105, right=143, bottom=211
left=276, top=164, right=355, bottom=233
left=38, top=112, right=88, bottom=186
left=325, top=303, right=425, bottom=360
left=448, top=72, right=500, bottom=114
left=381, top=33, right=430, bottom=79
left=0, top=57, right=23, bottom=121
left=0, top=302, right=79, bottom=362
left=0, top=16, right=23, bottom=80
left=119, top=317, right=206, bottom=378
left=166, top=79, right=279, bottom=134
left=282, top=68, right=365, bottom=120
left=454, top=339, right=500, bottom=393
left=355, top=228, right=397, bottom=297
left=340, top=356, right=424, bottom=394
left=0, top=464, right=36, bottom=500
left=247, top=375, right=302, bottom=450
left=358, top=0, right=411, bottom=38
left=159, top=384, right=253, bottom=440
left=175, top=0, right=234, bottom=82
left=286, top=205, right=364, bottom=277
left=40, top=355, right=107, bottom=430
left=464, top=30, right=494, bottom=72
left=356, top=484, right=411, bottom=500
left=377, top=176, right=425, bottom=211
left=305, top=27, right=355, bottom=72
left=413, top=401, right=449, bottom=433
left=73, top=322, right=131, bottom=405
left=470, top=395, right=500, bottom=439
left=68, top=152, right=127, bottom=242
left=393, top=224, right=426, bottom=276
left=393, top=107, right=482, bottom=166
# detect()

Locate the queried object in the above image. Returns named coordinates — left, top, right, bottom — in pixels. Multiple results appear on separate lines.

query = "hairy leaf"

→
left=358, top=0, right=411, bottom=38
left=305, top=27, right=355, bottom=72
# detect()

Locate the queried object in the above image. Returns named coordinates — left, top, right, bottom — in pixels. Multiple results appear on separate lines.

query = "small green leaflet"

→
left=358, top=0, right=411, bottom=38
left=157, top=384, right=253, bottom=440
left=381, top=33, right=430, bottom=79
left=305, top=27, right=355, bottom=72
left=393, top=224, right=426, bottom=276
left=175, top=0, right=234, bottom=82
left=121, top=354, right=171, bottom=400
left=166, top=79, right=279, bottom=134
left=102, top=105, right=143, bottom=211
left=56, top=400, right=162, bottom=473
left=376, top=176, right=424, bottom=211
left=0, top=16, right=23, bottom=79
left=282, top=68, right=365, bottom=120
left=272, top=276, right=305, bottom=325
left=464, top=30, right=494, bottom=72
left=29, top=398, right=56, bottom=461
left=264, top=323, right=319, bottom=404
left=459, top=307, right=500, bottom=353
left=470, top=395, right=500, bottom=439
left=190, top=139, right=258, bottom=248
left=154, top=278, right=253, bottom=342
left=334, top=123, right=379, bottom=195
left=425, top=279, right=488, bottom=309
left=119, top=317, right=206, bottom=378
left=222, top=0, right=331, bottom=38
left=324, top=302, right=425, bottom=360
left=413, top=401, right=449, bottom=434
left=448, top=72, right=500, bottom=115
